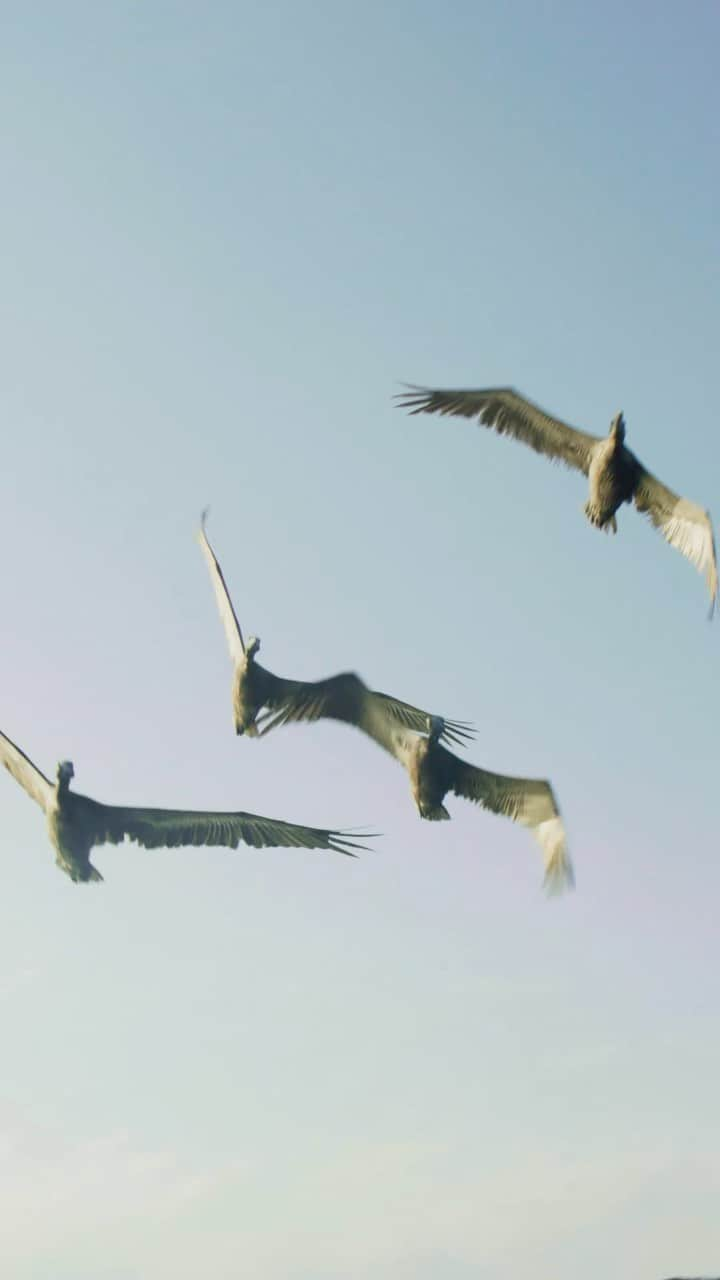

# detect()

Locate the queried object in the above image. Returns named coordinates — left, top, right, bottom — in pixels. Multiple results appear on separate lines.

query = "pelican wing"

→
left=257, top=672, right=474, bottom=750
left=371, top=688, right=474, bottom=748
left=438, top=746, right=574, bottom=894
left=75, top=795, right=371, bottom=858
left=197, top=510, right=245, bottom=660
left=396, top=385, right=598, bottom=476
left=0, top=730, right=53, bottom=812
left=633, top=467, right=718, bottom=615
left=252, top=664, right=311, bottom=715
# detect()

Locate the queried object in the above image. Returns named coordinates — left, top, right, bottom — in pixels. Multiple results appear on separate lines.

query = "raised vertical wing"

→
left=0, top=730, right=53, bottom=812
left=197, top=510, right=246, bottom=661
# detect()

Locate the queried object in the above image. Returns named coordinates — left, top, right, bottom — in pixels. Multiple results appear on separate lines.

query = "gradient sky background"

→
left=1, top=3, right=719, bottom=1277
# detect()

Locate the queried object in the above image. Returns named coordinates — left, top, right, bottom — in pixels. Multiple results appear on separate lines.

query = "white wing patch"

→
left=197, top=512, right=246, bottom=662
left=634, top=470, right=718, bottom=614
left=660, top=506, right=718, bottom=613
left=532, top=816, right=574, bottom=895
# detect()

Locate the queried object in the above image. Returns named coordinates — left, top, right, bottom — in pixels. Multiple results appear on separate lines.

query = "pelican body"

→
left=45, top=762, right=102, bottom=881
left=231, top=636, right=265, bottom=736
left=585, top=414, right=636, bottom=531
left=406, top=730, right=452, bottom=820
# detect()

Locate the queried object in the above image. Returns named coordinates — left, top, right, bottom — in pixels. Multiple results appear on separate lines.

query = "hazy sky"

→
left=1, top=3, right=718, bottom=1277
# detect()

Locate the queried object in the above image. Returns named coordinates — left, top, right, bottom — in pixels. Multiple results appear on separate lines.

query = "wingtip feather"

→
left=536, top=816, right=574, bottom=895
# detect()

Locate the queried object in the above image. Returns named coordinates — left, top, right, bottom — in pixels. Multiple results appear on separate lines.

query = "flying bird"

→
left=1, top=729, right=372, bottom=882
left=396, top=385, right=717, bottom=614
left=346, top=709, right=569, bottom=893
left=406, top=716, right=571, bottom=894
left=198, top=510, right=473, bottom=748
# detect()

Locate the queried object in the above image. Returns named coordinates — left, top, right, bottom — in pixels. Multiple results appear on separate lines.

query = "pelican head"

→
left=609, top=412, right=626, bottom=443
left=246, top=635, right=261, bottom=658
left=425, top=715, right=444, bottom=742
left=56, top=760, right=75, bottom=790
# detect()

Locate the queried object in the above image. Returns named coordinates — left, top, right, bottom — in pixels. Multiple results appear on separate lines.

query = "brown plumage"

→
left=1, top=729, right=372, bottom=882
left=383, top=715, right=573, bottom=894
left=396, top=385, right=717, bottom=614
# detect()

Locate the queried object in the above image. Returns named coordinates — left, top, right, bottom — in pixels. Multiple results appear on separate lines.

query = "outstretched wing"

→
left=371, top=688, right=474, bottom=748
left=257, top=671, right=474, bottom=751
left=197, top=509, right=246, bottom=661
left=438, top=746, right=574, bottom=894
left=0, top=730, right=53, bottom=812
left=396, top=385, right=599, bottom=476
left=633, top=467, right=718, bottom=615
left=74, top=794, right=372, bottom=858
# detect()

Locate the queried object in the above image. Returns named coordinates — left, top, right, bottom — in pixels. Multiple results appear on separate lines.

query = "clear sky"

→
left=1, top=3, right=718, bottom=1277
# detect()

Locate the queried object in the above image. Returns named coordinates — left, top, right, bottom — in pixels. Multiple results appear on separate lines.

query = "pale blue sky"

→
left=1, top=3, right=718, bottom=1277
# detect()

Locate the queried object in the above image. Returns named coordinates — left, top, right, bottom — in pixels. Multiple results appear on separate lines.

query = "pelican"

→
left=396, top=385, right=718, bottom=614
left=1, top=729, right=372, bottom=882
left=262, top=693, right=572, bottom=892
left=402, top=717, right=571, bottom=894
left=198, top=510, right=473, bottom=748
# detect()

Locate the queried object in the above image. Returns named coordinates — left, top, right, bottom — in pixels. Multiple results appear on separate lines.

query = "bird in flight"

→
left=1, top=728, right=372, bottom=883
left=338, top=709, right=571, bottom=894
left=198, top=509, right=474, bottom=747
left=397, top=385, right=717, bottom=614
left=264, top=695, right=572, bottom=892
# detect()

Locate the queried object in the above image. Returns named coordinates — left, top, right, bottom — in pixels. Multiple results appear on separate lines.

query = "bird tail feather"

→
left=422, top=803, right=451, bottom=821
left=584, top=502, right=617, bottom=534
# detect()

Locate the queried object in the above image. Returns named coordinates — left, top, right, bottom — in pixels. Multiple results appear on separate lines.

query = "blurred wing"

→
left=396, top=385, right=598, bottom=476
left=440, top=747, right=574, bottom=894
left=258, top=672, right=396, bottom=756
left=0, top=730, right=53, bottom=812
left=258, top=672, right=473, bottom=750
left=76, top=795, right=372, bottom=858
left=197, top=509, right=245, bottom=660
left=633, top=467, right=718, bottom=615
left=370, top=689, right=474, bottom=748
left=253, top=664, right=310, bottom=715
